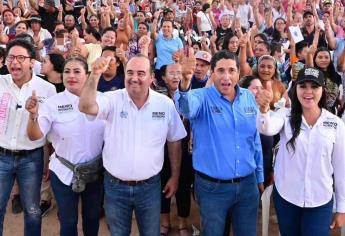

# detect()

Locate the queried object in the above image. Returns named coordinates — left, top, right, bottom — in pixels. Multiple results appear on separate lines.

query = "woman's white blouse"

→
left=38, top=90, right=105, bottom=185
left=257, top=108, right=345, bottom=212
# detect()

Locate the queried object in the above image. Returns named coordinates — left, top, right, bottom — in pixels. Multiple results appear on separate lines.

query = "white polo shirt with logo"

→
left=94, top=88, right=187, bottom=181
left=38, top=90, right=105, bottom=185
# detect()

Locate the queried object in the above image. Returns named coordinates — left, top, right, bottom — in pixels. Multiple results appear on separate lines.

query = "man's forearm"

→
left=79, top=74, right=100, bottom=115
left=167, top=141, right=182, bottom=179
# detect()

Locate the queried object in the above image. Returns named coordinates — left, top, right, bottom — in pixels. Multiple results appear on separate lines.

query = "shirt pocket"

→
left=53, top=112, right=80, bottom=139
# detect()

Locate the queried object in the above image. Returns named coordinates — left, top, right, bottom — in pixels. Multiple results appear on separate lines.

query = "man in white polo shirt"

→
left=79, top=54, right=187, bottom=236
left=0, top=39, right=56, bottom=236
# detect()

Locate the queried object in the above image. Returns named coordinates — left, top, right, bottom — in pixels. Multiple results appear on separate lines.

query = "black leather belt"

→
left=106, top=171, right=156, bottom=186
left=0, top=146, right=41, bottom=156
left=196, top=171, right=245, bottom=184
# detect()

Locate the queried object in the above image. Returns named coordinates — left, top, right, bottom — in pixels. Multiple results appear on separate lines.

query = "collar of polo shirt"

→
left=124, top=88, right=154, bottom=106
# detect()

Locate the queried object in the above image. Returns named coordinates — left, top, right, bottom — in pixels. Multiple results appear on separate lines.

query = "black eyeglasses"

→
left=6, top=55, right=31, bottom=63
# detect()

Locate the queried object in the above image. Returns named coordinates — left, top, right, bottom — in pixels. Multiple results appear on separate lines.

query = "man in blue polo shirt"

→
left=175, top=50, right=264, bottom=236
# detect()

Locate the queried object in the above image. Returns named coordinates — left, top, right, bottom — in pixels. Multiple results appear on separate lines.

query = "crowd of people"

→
left=0, top=0, right=345, bottom=235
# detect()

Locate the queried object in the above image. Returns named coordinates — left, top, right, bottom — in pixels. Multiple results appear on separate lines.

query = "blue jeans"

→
left=195, top=172, right=260, bottom=236
left=0, top=148, right=43, bottom=236
left=273, top=186, right=333, bottom=236
left=50, top=171, right=102, bottom=236
left=104, top=171, right=161, bottom=236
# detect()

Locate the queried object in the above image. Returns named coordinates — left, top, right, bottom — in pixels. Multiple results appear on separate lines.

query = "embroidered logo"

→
left=0, top=93, right=11, bottom=135
left=211, top=106, right=223, bottom=114
left=120, top=111, right=128, bottom=118
left=152, top=112, right=165, bottom=120
left=322, top=121, right=337, bottom=129
left=244, top=106, right=256, bottom=115
left=57, top=104, right=73, bottom=113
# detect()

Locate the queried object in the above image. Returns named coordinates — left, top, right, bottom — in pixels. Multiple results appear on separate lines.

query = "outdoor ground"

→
left=3, top=198, right=342, bottom=236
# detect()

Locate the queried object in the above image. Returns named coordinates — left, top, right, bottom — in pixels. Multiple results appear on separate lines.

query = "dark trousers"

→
left=160, top=153, right=193, bottom=218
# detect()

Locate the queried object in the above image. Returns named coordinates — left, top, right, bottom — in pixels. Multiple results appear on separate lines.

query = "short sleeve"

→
left=167, top=100, right=187, bottom=142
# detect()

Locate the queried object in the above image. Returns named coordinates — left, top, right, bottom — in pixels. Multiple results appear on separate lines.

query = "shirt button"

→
left=236, top=146, right=240, bottom=149
left=237, top=160, right=240, bottom=163
left=234, top=118, right=237, bottom=121
left=236, top=173, right=239, bottom=176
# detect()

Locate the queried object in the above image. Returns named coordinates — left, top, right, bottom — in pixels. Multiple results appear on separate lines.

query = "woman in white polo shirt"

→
left=256, top=67, right=345, bottom=235
left=25, top=57, right=105, bottom=236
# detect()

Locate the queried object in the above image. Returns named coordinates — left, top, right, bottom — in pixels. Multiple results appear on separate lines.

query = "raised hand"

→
left=116, top=44, right=126, bottom=61
left=138, top=35, right=151, bottom=50
left=180, top=47, right=196, bottom=90
left=25, top=90, right=39, bottom=116
left=256, top=80, right=273, bottom=113
left=90, top=56, right=112, bottom=76
left=172, top=49, right=183, bottom=63
left=238, top=33, right=248, bottom=48
left=80, top=6, right=86, bottom=15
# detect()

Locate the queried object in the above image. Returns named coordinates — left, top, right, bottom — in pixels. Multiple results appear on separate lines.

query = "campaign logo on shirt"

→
left=57, top=104, right=73, bottom=113
left=0, top=93, right=11, bottom=135
left=37, top=96, right=46, bottom=103
left=322, top=121, right=338, bottom=129
left=152, top=112, right=165, bottom=120
left=211, top=106, right=223, bottom=114
left=120, top=111, right=128, bottom=118
left=243, top=106, right=256, bottom=116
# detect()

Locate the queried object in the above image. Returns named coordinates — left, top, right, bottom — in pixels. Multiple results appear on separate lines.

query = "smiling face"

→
left=212, top=58, right=239, bottom=99
left=101, top=30, right=116, bottom=46
left=162, top=64, right=182, bottom=92
left=296, top=81, right=323, bottom=110
left=162, top=21, right=173, bottom=38
left=89, top=15, right=99, bottom=28
left=125, top=56, right=153, bottom=99
left=62, top=60, right=88, bottom=96
left=258, top=59, right=276, bottom=81
left=3, top=11, right=15, bottom=26
left=15, top=22, right=28, bottom=35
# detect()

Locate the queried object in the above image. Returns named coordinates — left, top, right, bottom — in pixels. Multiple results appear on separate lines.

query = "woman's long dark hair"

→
left=272, top=18, right=286, bottom=42
left=313, top=47, right=342, bottom=85
left=286, top=83, right=327, bottom=152
left=222, top=33, right=239, bottom=54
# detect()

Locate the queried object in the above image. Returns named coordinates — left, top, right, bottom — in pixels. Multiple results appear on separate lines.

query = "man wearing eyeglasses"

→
left=175, top=50, right=263, bottom=236
left=0, top=39, right=56, bottom=236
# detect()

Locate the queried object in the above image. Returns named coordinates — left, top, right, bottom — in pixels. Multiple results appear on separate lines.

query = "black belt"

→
left=106, top=171, right=156, bottom=186
left=0, top=146, right=41, bottom=156
left=196, top=171, right=245, bottom=184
